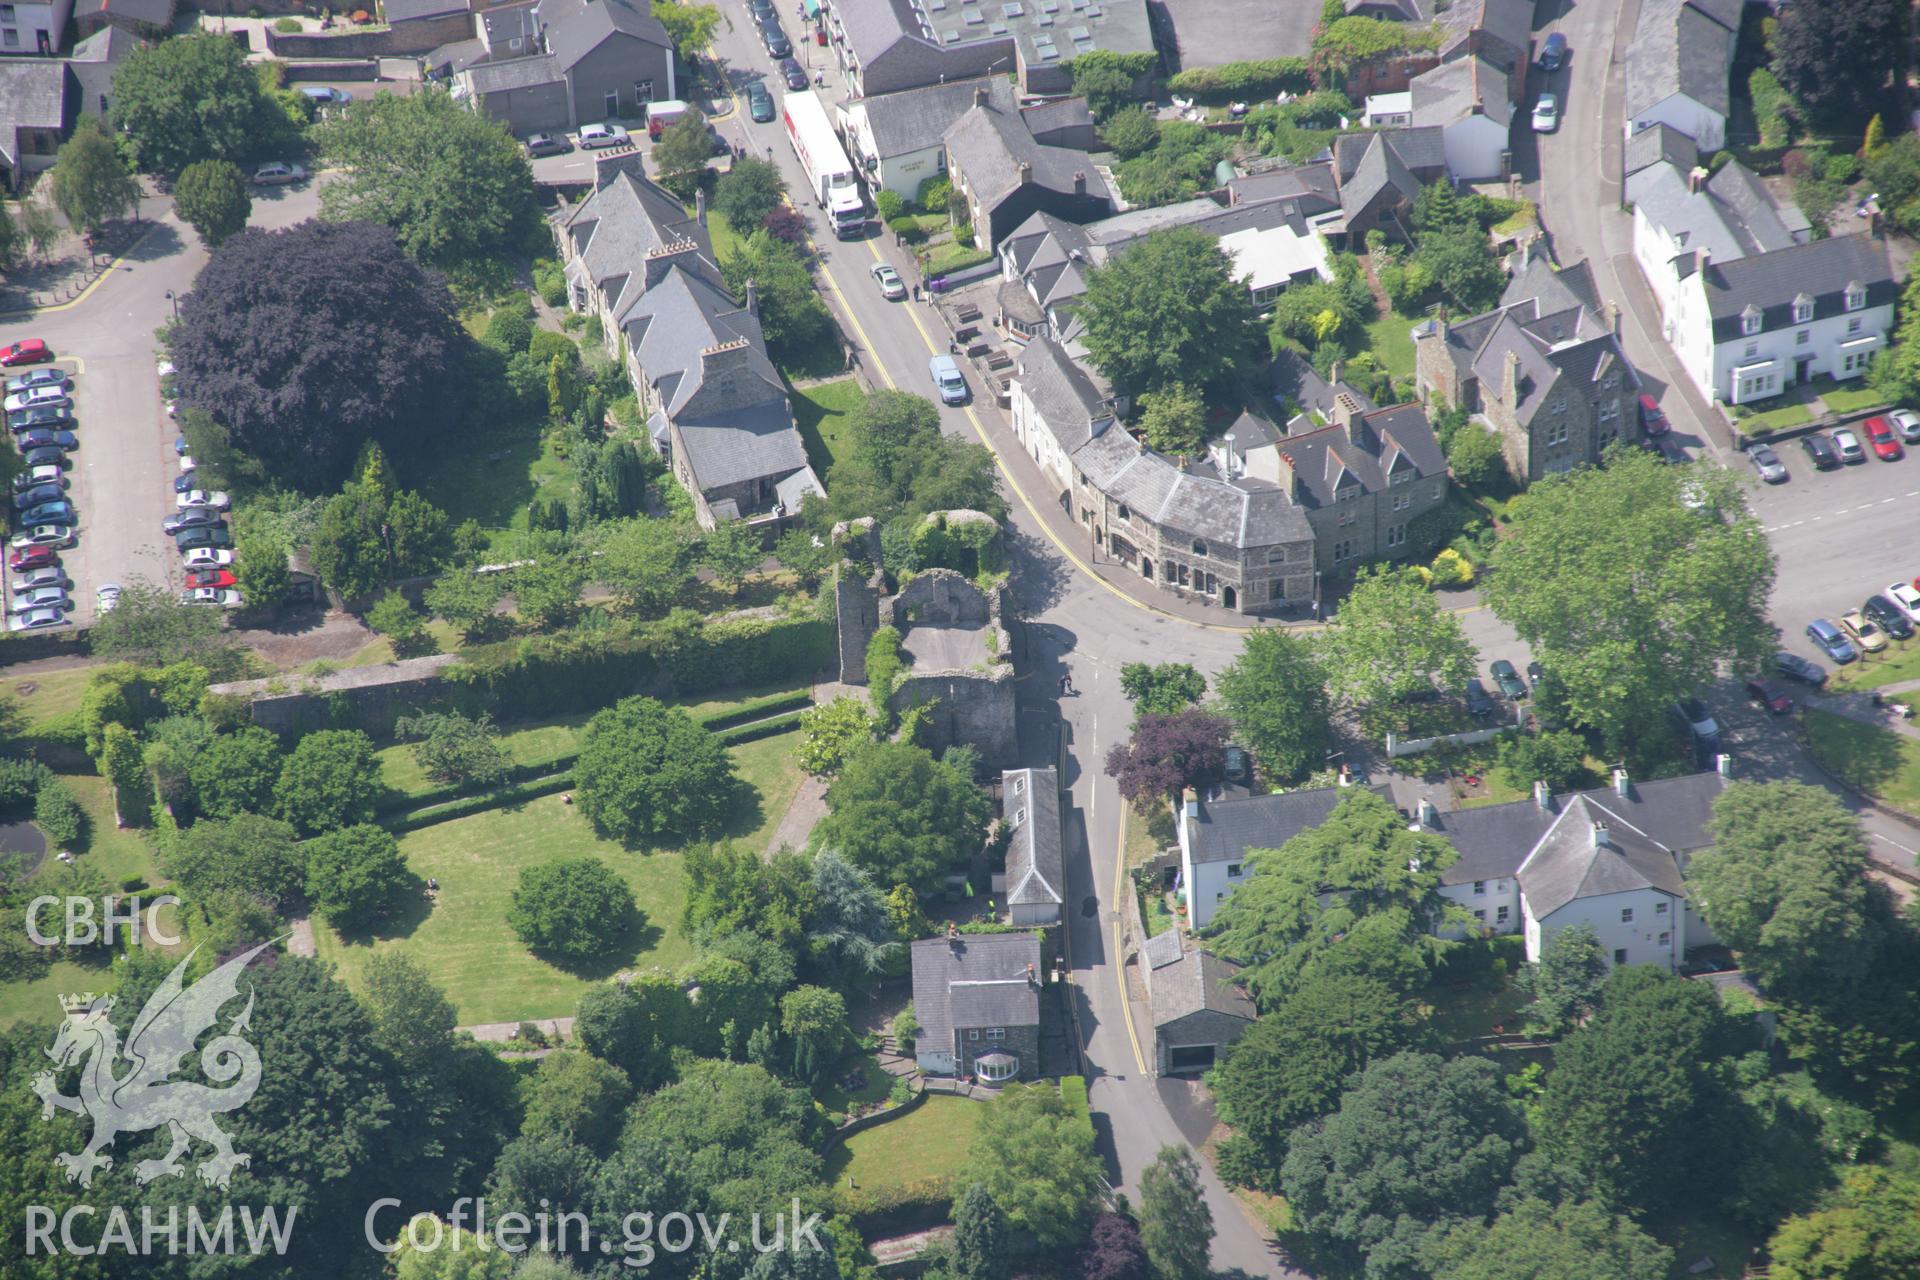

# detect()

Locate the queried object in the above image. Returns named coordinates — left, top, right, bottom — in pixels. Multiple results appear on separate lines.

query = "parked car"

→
left=1531, top=93, right=1560, bottom=132
left=9, top=606, right=68, bottom=632
left=181, top=587, right=243, bottom=608
left=299, top=85, right=350, bottom=105
left=7, top=544, right=54, bottom=572
left=251, top=161, right=306, bottom=185
left=1830, top=427, right=1866, bottom=463
left=1463, top=678, right=1495, bottom=717
left=182, top=547, right=235, bottom=568
left=1747, top=442, right=1787, bottom=483
left=21, top=446, right=69, bottom=467
left=1538, top=30, right=1568, bottom=70
left=13, top=466, right=63, bottom=491
left=746, top=79, right=776, bottom=123
left=19, top=500, right=73, bottom=526
left=871, top=261, right=906, bottom=300
left=4, top=385, right=69, bottom=414
left=525, top=132, right=571, bottom=157
left=175, top=525, right=233, bottom=551
left=176, top=489, right=230, bottom=511
left=1894, top=408, right=1920, bottom=444
left=577, top=123, right=630, bottom=149
left=163, top=508, right=221, bottom=534
left=8, top=525, right=70, bottom=550
left=1864, top=415, right=1906, bottom=461
left=1888, top=581, right=1920, bottom=625
left=17, top=429, right=75, bottom=451
left=0, top=339, right=49, bottom=366
left=1637, top=393, right=1668, bottom=436
left=780, top=57, right=808, bottom=91
left=1800, top=433, right=1839, bottom=469
left=1863, top=593, right=1915, bottom=640
left=1840, top=609, right=1888, bottom=653
left=173, top=434, right=190, bottom=456
left=173, top=472, right=197, bottom=494
left=5, top=368, right=67, bottom=394
left=929, top=354, right=968, bottom=404
left=95, top=582, right=120, bottom=614
left=1489, top=659, right=1527, bottom=700
left=1744, top=677, right=1794, bottom=714
left=1671, top=697, right=1722, bottom=750
left=761, top=18, right=791, bottom=57
left=178, top=453, right=195, bottom=472
left=12, top=483, right=65, bottom=508
left=185, top=568, right=236, bottom=589
left=8, top=405, right=70, bottom=432
left=1775, top=651, right=1828, bottom=686
left=9, top=566, right=67, bottom=593
left=9, top=586, right=68, bottom=614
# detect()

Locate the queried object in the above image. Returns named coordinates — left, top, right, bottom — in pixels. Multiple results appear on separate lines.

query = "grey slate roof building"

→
left=0, top=59, right=70, bottom=189
left=1698, top=234, right=1899, bottom=343
left=910, top=933, right=1044, bottom=1081
left=1002, top=767, right=1063, bottom=925
left=540, top=0, right=670, bottom=70
left=456, top=0, right=674, bottom=136
left=66, top=25, right=138, bottom=119
left=1181, top=782, right=1394, bottom=867
left=1516, top=795, right=1689, bottom=918
left=72, top=0, right=171, bottom=37
left=944, top=96, right=1111, bottom=252
left=1150, top=940, right=1256, bottom=1075
left=1622, top=122, right=1698, bottom=180
left=1410, top=53, right=1512, bottom=129
left=1623, top=0, right=1739, bottom=148
left=1331, top=128, right=1446, bottom=242
left=1626, top=158, right=1807, bottom=267
left=384, top=0, right=470, bottom=22
left=828, top=0, right=1153, bottom=98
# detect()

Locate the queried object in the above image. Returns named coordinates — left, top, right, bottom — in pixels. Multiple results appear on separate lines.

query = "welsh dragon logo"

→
left=33, top=942, right=271, bottom=1189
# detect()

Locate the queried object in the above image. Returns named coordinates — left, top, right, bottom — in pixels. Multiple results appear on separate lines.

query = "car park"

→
left=9, top=606, right=68, bottom=632
left=17, top=429, right=74, bottom=451
left=928, top=354, right=968, bottom=405
left=185, top=568, right=236, bottom=590
left=1671, top=697, right=1722, bottom=751
left=176, top=489, right=230, bottom=511
left=19, top=500, right=72, bottom=525
left=8, top=405, right=70, bottom=431
left=9, top=585, right=68, bottom=614
left=1538, top=31, right=1567, bottom=70
left=525, top=132, right=571, bottom=157
left=1800, top=433, right=1839, bottom=469
left=182, top=587, right=243, bottom=608
left=1490, top=659, right=1527, bottom=699
left=1840, top=609, right=1887, bottom=653
left=9, top=566, right=67, bottom=593
left=1747, top=442, right=1787, bottom=483
left=577, top=122, right=629, bottom=149
left=1776, top=651, right=1828, bottom=685
left=175, top=526, right=233, bottom=551
left=871, top=262, right=906, bottom=300
left=1888, top=581, right=1920, bottom=624
left=12, top=483, right=64, bottom=508
left=1531, top=93, right=1559, bottom=132
left=1863, top=593, right=1915, bottom=640
left=95, top=582, right=120, bottom=614
left=1895, top=409, right=1920, bottom=444
left=182, top=547, right=235, bottom=568
left=1744, top=677, right=1794, bottom=714
left=780, top=57, right=808, bottom=90
left=163, top=508, right=221, bottom=534
left=0, top=339, right=49, bottom=366
left=1864, top=415, right=1905, bottom=461
left=4, top=385, right=68, bottom=413
left=1637, top=394, right=1668, bottom=436
left=1830, top=427, right=1865, bottom=463
left=746, top=80, right=776, bottom=123
left=5, top=368, right=66, bottom=394
left=252, top=161, right=306, bottom=185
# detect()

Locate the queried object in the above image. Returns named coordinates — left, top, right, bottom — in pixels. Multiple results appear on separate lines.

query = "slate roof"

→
left=911, top=934, right=1042, bottom=1053
left=1334, top=126, right=1447, bottom=184
left=466, top=51, right=565, bottom=95
left=384, top=0, right=468, bottom=22
left=1625, top=0, right=1738, bottom=124
left=73, top=0, right=172, bottom=27
left=1016, top=335, right=1111, bottom=452
left=1410, top=55, right=1512, bottom=129
left=1072, top=424, right=1316, bottom=550
left=1270, top=349, right=1375, bottom=422
left=1417, top=771, right=1727, bottom=887
left=1151, top=946, right=1257, bottom=1028
left=1474, top=0, right=1537, bottom=54
left=561, top=169, right=713, bottom=316
left=1143, top=928, right=1184, bottom=970
left=1340, top=129, right=1422, bottom=221
left=944, top=102, right=1110, bottom=208
left=481, top=2, right=543, bottom=50
left=0, top=61, right=69, bottom=167
left=1626, top=160, right=1773, bottom=266
left=1003, top=768, right=1063, bottom=909
left=67, top=26, right=131, bottom=117
left=1427, top=277, right=1629, bottom=428
left=622, top=268, right=777, bottom=422
left=1701, top=233, right=1898, bottom=338
left=1707, top=160, right=1809, bottom=246
left=1622, top=121, right=1697, bottom=179
left=1502, top=251, right=1600, bottom=316
left=1275, top=403, right=1443, bottom=508
left=861, top=77, right=1016, bottom=160
left=1021, top=96, right=1096, bottom=144
left=1183, top=783, right=1394, bottom=866
left=1516, top=795, right=1689, bottom=918
left=538, top=0, right=670, bottom=70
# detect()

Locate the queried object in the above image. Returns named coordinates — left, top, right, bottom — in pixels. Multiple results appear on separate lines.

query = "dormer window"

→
left=1740, top=305, right=1763, bottom=336
left=1791, top=293, right=1813, bottom=324
left=1845, top=281, right=1866, bottom=312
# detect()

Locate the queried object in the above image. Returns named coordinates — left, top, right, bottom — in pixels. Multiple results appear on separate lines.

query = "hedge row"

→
left=696, top=689, right=813, bottom=731
left=713, top=709, right=805, bottom=746
left=832, top=1173, right=954, bottom=1226
left=1165, top=57, right=1312, bottom=100
left=374, top=749, right=581, bottom=816
left=385, top=771, right=576, bottom=833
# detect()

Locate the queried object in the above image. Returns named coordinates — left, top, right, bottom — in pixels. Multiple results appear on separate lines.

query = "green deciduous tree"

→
left=961, top=1084, right=1105, bottom=1248
left=509, top=556, right=587, bottom=630
left=303, top=823, right=411, bottom=932
left=951, top=1183, right=1010, bottom=1280
left=652, top=0, right=721, bottom=50
left=575, top=695, right=737, bottom=845
left=1138, top=1146, right=1213, bottom=1280
left=365, top=590, right=437, bottom=658
left=1484, top=449, right=1776, bottom=757
left=796, top=696, right=877, bottom=778
left=719, top=228, right=832, bottom=358
left=172, top=158, right=250, bottom=247
left=779, top=984, right=848, bottom=1083
left=508, top=856, right=637, bottom=961
left=1137, top=382, right=1208, bottom=456
left=396, top=710, right=512, bottom=790
left=713, top=156, right=786, bottom=232
left=683, top=841, right=813, bottom=950
left=701, top=520, right=764, bottom=596
left=90, top=577, right=235, bottom=671
left=1078, top=227, right=1258, bottom=395
left=1281, top=1051, right=1527, bottom=1276
left=1101, top=107, right=1159, bottom=160
left=187, top=726, right=284, bottom=819
left=1427, top=1196, right=1674, bottom=1280
left=424, top=569, right=505, bottom=640
left=360, top=950, right=457, bottom=1073
left=619, top=1058, right=823, bottom=1223
left=592, top=517, right=698, bottom=618
left=1208, top=788, right=1461, bottom=1006
left=1766, top=1166, right=1920, bottom=1280
left=1445, top=422, right=1506, bottom=492
left=824, top=389, right=1004, bottom=525
left=233, top=535, right=292, bottom=612
left=1067, top=49, right=1146, bottom=121
left=521, top=1049, right=631, bottom=1154
left=1319, top=564, right=1478, bottom=735
left=1118, top=661, right=1208, bottom=718
left=389, top=1220, right=518, bottom=1280
left=653, top=112, right=715, bottom=198
left=111, top=32, right=281, bottom=173
left=1515, top=922, right=1607, bottom=1037
left=575, top=972, right=693, bottom=1089
left=1215, top=628, right=1331, bottom=784
left=1496, top=728, right=1589, bottom=795
left=160, top=812, right=305, bottom=914
left=276, top=728, right=380, bottom=835
left=316, top=88, right=539, bottom=272
left=813, top=742, right=992, bottom=892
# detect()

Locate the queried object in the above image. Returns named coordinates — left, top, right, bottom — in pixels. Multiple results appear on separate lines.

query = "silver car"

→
left=10, top=566, right=67, bottom=594
left=1892, top=408, right=1920, bottom=444
left=10, top=585, right=69, bottom=614
left=1747, top=442, right=1787, bottom=483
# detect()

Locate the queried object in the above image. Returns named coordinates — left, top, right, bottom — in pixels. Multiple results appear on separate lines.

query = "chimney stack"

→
left=974, top=83, right=989, bottom=108
left=1223, top=432, right=1237, bottom=477
left=1533, top=779, right=1550, bottom=810
left=1591, top=820, right=1612, bottom=850
left=1612, top=767, right=1630, bottom=798
left=1687, top=165, right=1708, bottom=194
left=1605, top=298, right=1619, bottom=336
left=1329, top=359, right=1344, bottom=388
left=1017, top=161, right=1033, bottom=187
left=1417, top=798, right=1437, bottom=827
left=696, top=189, right=707, bottom=225
left=1503, top=347, right=1522, bottom=404
left=1183, top=787, right=1199, bottom=818
left=1073, top=170, right=1086, bottom=195
left=744, top=279, right=757, bottom=317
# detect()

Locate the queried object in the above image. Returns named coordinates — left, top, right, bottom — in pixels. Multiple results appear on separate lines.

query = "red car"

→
left=1638, top=393, right=1669, bottom=436
left=8, top=544, right=55, bottom=571
left=1744, top=677, right=1794, bottom=715
left=0, top=339, right=49, bottom=367
left=185, top=568, right=236, bottom=589
left=1864, top=415, right=1905, bottom=461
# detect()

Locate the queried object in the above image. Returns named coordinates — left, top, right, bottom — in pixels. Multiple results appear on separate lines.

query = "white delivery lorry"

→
left=782, top=89, right=866, bottom=239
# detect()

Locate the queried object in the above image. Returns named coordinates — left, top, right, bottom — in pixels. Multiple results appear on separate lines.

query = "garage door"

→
left=1167, top=1044, right=1215, bottom=1073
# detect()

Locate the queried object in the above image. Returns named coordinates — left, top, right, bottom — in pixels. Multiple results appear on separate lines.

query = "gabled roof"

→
left=943, top=101, right=1109, bottom=209
left=1516, top=794, right=1688, bottom=918
left=1072, top=425, right=1316, bottom=550
left=0, top=61, right=69, bottom=166
left=1183, top=783, right=1394, bottom=866
left=1706, top=160, right=1809, bottom=246
left=1623, top=122, right=1698, bottom=179
left=1334, top=127, right=1448, bottom=184
left=1410, top=54, right=1512, bottom=129
left=1626, top=159, right=1787, bottom=266
left=1151, top=944, right=1257, bottom=1028
left=1625, top=0, right=1738, bottom=123
left=623, top=267, right=779, bottom=421
left=1016, top=335, right=1111, bottom=452
left=1701, top=233, right=1898, bottom=335
left=561, top=169, right=713, bottom=316
left=465, top=51, right=565, bottom=96
left=860, top=77, right=1017, bottom=160
left=384, top=0, right=468, bottom=22
left=538, top=0, right=670, bottom=69
left=1003, top=768, right=1063, bottom=909
left=1474, top=0, right=1537, bottom=53
left=1274, top=404, right=1444, bottom=509
left=1502, top=251, right=1600, bottom=316
left=911, top=934, right=1042, bottom=1052
left=1340, top=130, right=1422, bottom=221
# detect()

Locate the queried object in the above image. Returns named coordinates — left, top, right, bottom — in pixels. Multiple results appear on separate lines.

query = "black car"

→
left=1801, top=432, right=1839, bottom=470
left=21, top=446, right=66, bottom=467
left=8, top=405, right=70, bottom=432
left=746, top=80, right=776, bottom=123
left=1489, top=659, right=1528, bottom=700
left=175, top=524, right=234, bottom=550
left=1539, top=31, right=1567, bottom=71
left=1464, top=679, right=1494, bottom=717
left=1864, top=594, right=1916, bottom=640
left=16, top=429, right=74, bottom=451
left=12, top=483, right=64, bottom=508
left=780, top=57, right=808, bottom=90
left=1526, top=660, right=1544, bottom=688
left=173, top=472, right=197, bottom=493
left=748, top=0, right=774, bottom=17
left=1775, top=651, right=1827, bottom=687
left=760, top=18, right=791, bottom=57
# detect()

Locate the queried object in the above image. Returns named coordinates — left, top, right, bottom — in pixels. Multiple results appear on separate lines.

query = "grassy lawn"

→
left=1829, top=637, right=1920, bottom=689
left=0, top=957, right=116, bottom=1027
left=60, top=775, right=164, bottom=887
left=825, top=1094, right=982, bottom=1190
left=1732, top=400, right=1814, bottom=433
left=1816, top=380, right=1888, bottom=415
left=415, top=426, right=577, bottom=560
left=336, top=620, right=464, bottom=670
left=377, top=714, right=591, bottom=797
left=1124, top=805, right=1173, bottom=870
left=1423, top=975, right=1531, bottom=1043
left=1803, top=709, right=1920, bottom=812
left=313, top=730, right=805, bottom=1024
left=1490, top=199, right=1536, bottom=238
left=922, top=242, right=992, bottom=276
left=6, top=664, right=92, bottom=731
left=1365, top=312, right=1419, bottom=385
left=792, top=377, right=864, bottom=481
left=706, top=208, right=744, bottom=262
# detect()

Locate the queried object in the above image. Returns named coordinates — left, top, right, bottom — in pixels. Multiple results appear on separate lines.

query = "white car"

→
left=10, top=586, right=69, bottom=614
left=179, top=453, right=196, bottom=473
left=3, top=385, right=69, bottom=413
left=22, top=463, right=63, bottom=487
left=10, top=566, right=67, bottom=594
left=577, top=123, right=630, bottom=149
left=252, top=161, right=307, bottom=185
left=9, top=606, right=68, bottom=632
left=10, top=525, right=70, bottom=549
left=1888, top=581, right=1920, bottom=625
left=176, top=489, right=231, bottom=511
left=95, top=582, right=122, bottom=614
left=1531, top=93, right=1559, bottom=132
left=182, top=547, right=235, bottom=568
left=182, top=587, right=243, bottom=608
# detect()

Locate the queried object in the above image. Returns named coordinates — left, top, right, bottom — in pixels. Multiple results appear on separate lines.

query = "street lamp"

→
left=164, top=289, right=178, bottom=319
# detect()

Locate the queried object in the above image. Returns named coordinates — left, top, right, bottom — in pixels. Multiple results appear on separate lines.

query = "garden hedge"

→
left=384, top=771, right=577, bottom=833
left=1165, top=57, right=1311, bottom=99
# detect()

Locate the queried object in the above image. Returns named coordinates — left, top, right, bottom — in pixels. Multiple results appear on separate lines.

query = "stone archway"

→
left=1140, top=558, right=1153, bottom=579
left=1223, top=585, right=1236, bottom=610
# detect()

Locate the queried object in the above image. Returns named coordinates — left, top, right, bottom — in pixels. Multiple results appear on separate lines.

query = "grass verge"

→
left=792, top=377, right=865, bottom=481
left=1803, top=708, right=1920, bottom=812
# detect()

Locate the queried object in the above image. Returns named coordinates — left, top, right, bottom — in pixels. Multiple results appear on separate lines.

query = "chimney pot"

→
left=1073, top=170, right=1086, bottom=195
left=1613, top=767, right=1630, bottom=797
left=1687, top=165, right=1707, bottom=194
left=974, top=84, right=988, bottom=108
left=1592, top=820, right=1611, bottom=849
